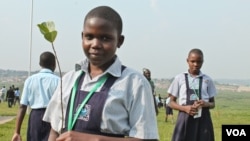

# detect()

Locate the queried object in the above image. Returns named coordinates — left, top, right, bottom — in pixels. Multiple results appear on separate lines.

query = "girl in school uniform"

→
left=167, top=48, right=217, bottom=141
left=43, top=6, right=159, bottom=141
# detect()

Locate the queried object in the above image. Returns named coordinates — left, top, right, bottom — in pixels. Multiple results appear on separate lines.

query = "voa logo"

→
left=226, top=129, right=246, bottom=136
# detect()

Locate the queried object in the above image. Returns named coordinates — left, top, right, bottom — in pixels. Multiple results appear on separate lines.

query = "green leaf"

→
left=43, top=21, right=56, bottom=32
left=37, top=23, right=49, bottom=35
left=37, top=21, right=57, bottom=43
left=44, top=31, right=57, bottom=43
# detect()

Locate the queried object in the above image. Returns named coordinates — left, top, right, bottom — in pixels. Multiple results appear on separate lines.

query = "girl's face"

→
left=82, top=17, right=124, bottom=69
left=187, top=53, right=203, bottom=75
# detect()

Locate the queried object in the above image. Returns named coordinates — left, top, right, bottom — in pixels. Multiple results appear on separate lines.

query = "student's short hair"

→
left=39, top=51, right=56, bottom=69
left=84, top=6, right=123, bottom=35
left=188, top=48, right=204, bottom=57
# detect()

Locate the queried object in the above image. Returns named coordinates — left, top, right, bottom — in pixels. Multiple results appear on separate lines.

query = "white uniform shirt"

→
left=43, top=57, right=159, bottom=139
left=20, top=69, right=59, bottom=108
left=166, top=97, right=170, bottom=105
left=167, top=71, right=217, bottom=105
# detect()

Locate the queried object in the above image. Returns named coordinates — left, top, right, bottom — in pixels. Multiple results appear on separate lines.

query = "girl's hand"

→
left=184, top=104, right=199, bottom=116
left=196, top=100, right=210, bottom=108
left=56, top=131, right=82, bottom=141
left=193, top=100, right=201, bottom=108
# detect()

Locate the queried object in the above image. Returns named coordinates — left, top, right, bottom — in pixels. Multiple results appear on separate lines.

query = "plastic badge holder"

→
left=194, top=107, right=202, bottom=118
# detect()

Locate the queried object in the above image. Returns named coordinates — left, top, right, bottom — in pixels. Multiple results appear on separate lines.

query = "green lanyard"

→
left=67, top=71, right=108, bottom=130
left=192, top=86, right=200, bottom=100
left=189, top=77, right=200, bottom=100
left=190, top=79, right=200, bottom=100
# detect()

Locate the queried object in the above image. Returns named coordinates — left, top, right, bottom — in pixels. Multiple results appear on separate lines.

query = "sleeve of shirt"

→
left=207, top=76, right=217, bottom=98
left=20, top=79, right=30, bottom=105
left=43, top=70, right=79, bottom=133
left=42, top=81, right=64, bottom=132
left=167, top=75, right=181, bottom=97
left=128, top=77, right=159, bottom=139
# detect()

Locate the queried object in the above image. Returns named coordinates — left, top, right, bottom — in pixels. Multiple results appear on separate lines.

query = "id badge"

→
left=194, top=107, right=202, bottom=118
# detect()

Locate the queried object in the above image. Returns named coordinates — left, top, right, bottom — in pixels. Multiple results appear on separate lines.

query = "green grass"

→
left=0, top=103, right=20, bottom=116
left=0, top=90, right=250, bottom=141
left=0, top=104, right=28, bottom=141
left=155, top=90, right=250, bottom=141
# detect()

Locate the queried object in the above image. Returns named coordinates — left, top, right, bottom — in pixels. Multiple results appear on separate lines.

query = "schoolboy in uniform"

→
left=168, top=48, right=217, bottom=141
left=12, top=51, right=59, bottom=141
left=43, top=6, right=159, bottom=141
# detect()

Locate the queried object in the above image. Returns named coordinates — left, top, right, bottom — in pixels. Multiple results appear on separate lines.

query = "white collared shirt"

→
left=43, top=57, right=159, bottom=139
left=167, top=71, right=217, bottom=105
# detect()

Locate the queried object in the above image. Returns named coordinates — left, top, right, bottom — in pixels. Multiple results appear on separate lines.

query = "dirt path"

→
left=0, top=116, right=15, bottom=124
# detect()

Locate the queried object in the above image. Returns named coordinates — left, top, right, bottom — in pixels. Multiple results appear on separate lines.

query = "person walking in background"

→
left=6, top=86, right=15, bottom=108
left=155, top=94, right=160, bottom=107
left=12, top=85, right=16, bottom=90
left=158, top=94, right=163, bottom=108
left=168, top=48, right=217, bottom=141
left=1, top=86, right=6, bottom=102
left=43, top=6, right=159, bottom=141
left=11, top=51, right=60, bottom=141
left=165, top=95, right=174, bottom=123
left=14, top=87, right=20, bottom=106
left=143, top=68, right=159, bottom=115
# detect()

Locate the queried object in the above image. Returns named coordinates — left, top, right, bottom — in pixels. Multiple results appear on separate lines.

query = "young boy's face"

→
left=82, top=17, right=123, bottom=68
left=187, top=53, right=203, bottom=75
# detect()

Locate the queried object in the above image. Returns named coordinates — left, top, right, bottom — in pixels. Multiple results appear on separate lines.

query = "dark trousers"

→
left=14, top=96, right=20, bottom=105
left=27, top=109, right=51, bottom=141
left=8, top=98, right=14, bottom=107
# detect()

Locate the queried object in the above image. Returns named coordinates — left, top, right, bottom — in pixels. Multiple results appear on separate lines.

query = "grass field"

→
left=0, top=90, right=249, bottom=141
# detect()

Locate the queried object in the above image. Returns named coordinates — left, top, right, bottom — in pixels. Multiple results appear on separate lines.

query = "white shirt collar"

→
left=75, top=56, right=123, bottom=78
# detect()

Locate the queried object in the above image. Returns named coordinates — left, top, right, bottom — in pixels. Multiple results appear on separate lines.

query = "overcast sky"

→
left=1, top=0, right=250, bottom=79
